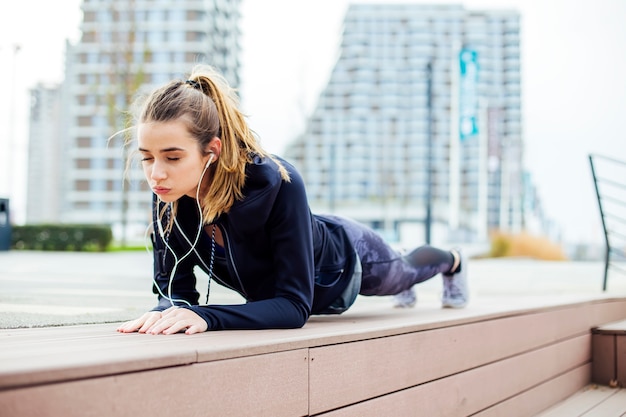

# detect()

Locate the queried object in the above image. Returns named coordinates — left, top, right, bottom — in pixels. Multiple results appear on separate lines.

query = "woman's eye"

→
left=167, top=157, right=180, bottom=161
left=141, top=157, right=153, bottom=162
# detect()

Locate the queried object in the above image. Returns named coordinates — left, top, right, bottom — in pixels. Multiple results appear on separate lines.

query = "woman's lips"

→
left=153, top=186, right=171, bottom=195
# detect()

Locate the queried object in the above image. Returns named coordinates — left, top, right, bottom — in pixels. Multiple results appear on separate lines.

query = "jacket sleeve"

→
left=183, top=166, right=315, bottom=330
left=150, top=197, right=200, bottom=311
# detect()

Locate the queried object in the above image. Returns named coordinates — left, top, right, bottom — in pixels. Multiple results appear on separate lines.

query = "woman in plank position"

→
left=117, top=64, right=468, bottom=335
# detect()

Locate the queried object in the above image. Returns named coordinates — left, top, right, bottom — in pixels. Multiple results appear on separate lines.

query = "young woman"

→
left=116, top=64, right=468, bottom=335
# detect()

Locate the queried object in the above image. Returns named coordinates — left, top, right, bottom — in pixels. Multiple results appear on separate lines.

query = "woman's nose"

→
left=150, top=161, right=167, bottom=180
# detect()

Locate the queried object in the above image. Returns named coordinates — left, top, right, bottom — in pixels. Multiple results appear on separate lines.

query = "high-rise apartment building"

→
left=39, top=0, right=241, bottom=236
left=285, top=4, right=528, bottom=244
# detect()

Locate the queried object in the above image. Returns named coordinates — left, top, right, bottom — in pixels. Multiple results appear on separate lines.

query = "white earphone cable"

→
left=150, top=153, right=214, bottom=307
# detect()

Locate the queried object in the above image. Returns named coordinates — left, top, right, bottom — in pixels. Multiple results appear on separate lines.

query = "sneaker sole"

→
left=394, top=302, right=417, bottom=309
left=442, top=301, right=467, bottom=309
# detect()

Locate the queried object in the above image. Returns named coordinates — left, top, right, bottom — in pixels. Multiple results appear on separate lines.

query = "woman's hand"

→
left=117, top=310, right=163, bottom=333
left=148, top=307, right=208, bottom=335
left=118, top=306, right=208, bottom=335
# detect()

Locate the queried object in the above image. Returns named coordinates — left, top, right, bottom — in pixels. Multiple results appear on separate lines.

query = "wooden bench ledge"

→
left=1, top=295, right=624, bottom=389
left=2, top=295, right=626, bottom=417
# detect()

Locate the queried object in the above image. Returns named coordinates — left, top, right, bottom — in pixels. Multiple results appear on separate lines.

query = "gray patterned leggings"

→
left=326, top=215, right=455, bottom=296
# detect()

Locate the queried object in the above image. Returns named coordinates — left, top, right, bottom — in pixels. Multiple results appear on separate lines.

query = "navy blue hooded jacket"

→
left=150, top=154, right=357, bottom=330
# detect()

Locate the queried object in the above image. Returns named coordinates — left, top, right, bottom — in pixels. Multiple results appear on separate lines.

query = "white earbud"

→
left=205, top=153, right=215, bottom=168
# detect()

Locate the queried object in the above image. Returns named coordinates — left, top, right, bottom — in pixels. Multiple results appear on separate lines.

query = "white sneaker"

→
left=442, top=248, right=468, bottom=308
left=393, top=287, right=417, bottom=308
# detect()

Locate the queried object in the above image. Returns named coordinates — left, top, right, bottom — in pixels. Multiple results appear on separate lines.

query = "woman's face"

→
left=137, top=119, right=211, bottom=202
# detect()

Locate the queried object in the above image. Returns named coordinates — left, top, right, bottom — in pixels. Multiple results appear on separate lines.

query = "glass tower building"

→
left=285, top=4, right=524, bottom=244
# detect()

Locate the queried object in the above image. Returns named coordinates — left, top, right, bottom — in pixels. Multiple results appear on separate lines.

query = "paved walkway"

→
left=1, top=250, right=625, bottom=329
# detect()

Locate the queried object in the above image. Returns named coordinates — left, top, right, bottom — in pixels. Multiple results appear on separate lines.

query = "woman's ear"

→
left=206, top=137, right=222, bottom=159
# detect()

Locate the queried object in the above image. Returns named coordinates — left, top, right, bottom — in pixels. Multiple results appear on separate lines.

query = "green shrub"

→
left=11, top=224, right=113, bottom=252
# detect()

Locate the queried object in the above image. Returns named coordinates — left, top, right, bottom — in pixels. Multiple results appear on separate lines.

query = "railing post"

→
left=589, top=154, right=610, bottom=291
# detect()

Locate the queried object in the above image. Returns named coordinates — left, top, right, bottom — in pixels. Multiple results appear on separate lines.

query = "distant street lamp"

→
left=425, top=61, right=433, bottom=245
left=6, top=44, right=21, bottom=208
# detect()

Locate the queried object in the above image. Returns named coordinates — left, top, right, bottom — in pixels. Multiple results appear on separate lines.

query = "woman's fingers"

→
left=116, top=317, right=144, bottom=333
left=147, top=308, right=207, bottom=335
left=117, top=308, right=207, bottom=335
left=116, top=311, right=162, bottom=333
left=137, top=312, right=164, bottom=333
left=161, top=306, right=179, bottom=316
left=184, top=323, right=206, bottom=335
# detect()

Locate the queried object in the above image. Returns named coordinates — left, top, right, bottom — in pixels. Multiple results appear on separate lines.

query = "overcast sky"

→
left=1, top=0, right=625, bottom=245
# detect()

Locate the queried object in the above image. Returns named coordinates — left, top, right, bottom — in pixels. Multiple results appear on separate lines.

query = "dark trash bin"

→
left=0, top=198, right=11, bottom=251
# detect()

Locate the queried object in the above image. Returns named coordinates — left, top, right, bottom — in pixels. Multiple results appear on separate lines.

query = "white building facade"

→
left=39, top=0, right=241, bottom=238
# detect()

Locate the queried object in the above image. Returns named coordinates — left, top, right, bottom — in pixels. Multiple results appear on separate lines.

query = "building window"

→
left=186, top=31, right=204, bottom=41
left=76, top=159, right=91, bottom=169
left=187, top=10, right=203, bottom=21
left=75, top=180, right=90, bottom=191
left=107, top=158, right=118, bottom=169
left=77, top=116, right=92, bottom=127
left=77, top=137, right=91, bottom=148
left=83, top=11, right=96, bottom=22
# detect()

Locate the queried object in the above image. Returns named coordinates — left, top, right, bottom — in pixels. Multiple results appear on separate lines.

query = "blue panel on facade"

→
left=459, top=49, right=479, bottom=141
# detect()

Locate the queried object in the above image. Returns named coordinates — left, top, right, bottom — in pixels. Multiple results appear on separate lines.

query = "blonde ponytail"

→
left=138, top=64, right=290, bottom=227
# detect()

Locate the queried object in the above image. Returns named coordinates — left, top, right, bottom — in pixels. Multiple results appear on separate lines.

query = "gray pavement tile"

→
left=0, top=251, right=624, bottom=329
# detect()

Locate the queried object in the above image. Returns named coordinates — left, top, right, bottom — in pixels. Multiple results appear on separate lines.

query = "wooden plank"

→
left=310, top=331, right=590, bottom=415
left=592, top=334, right=616, bottom=385
left=0, top=341, right=198, bottom=389
left=587, top=302, right=626, bottom=330
left=325, top=365, right=591, bottom=417
left=474, top=364, right=591, bottom=417
left=0, top=348, right=309, bottom=417
left=316, top=336, right=590, bottom=417
left=536, top=386, right=623, bottom=417
left=582, top=389, right=626, bottom=416
left=593, top=319, right=626, bottom=334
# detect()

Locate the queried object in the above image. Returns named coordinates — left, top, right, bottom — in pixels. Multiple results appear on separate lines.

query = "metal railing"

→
left=589, top=153, right=626, bottom=291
